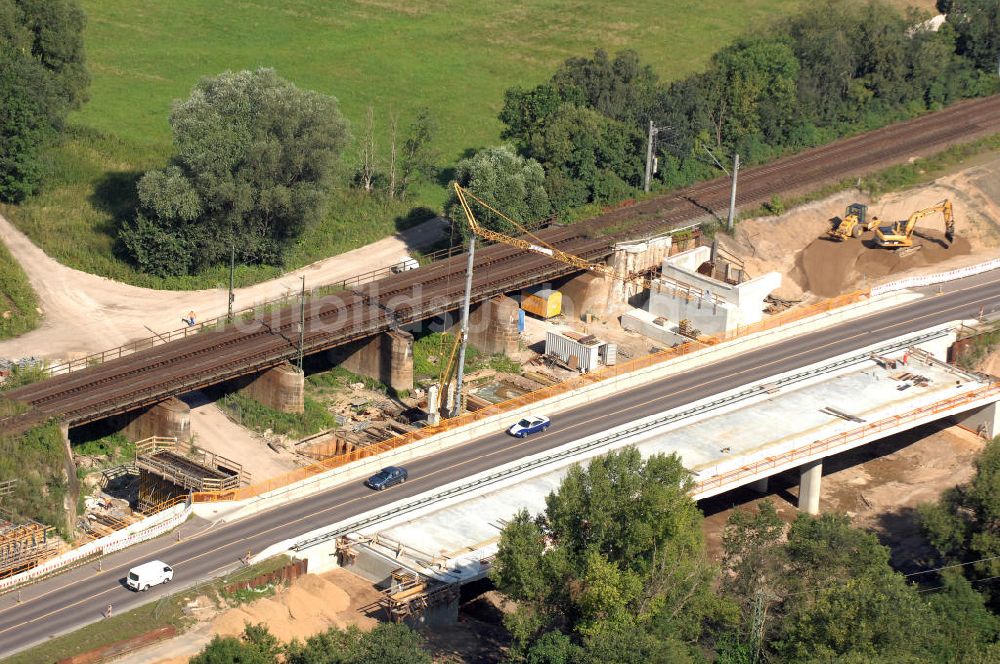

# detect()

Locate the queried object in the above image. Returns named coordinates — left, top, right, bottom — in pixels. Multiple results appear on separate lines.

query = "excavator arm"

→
left=876, top=199, right=955, bottom=248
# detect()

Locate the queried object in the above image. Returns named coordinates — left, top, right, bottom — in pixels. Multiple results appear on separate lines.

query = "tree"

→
left=946, top=0, right=1000, bottom=71
left=702, top=38, right=800, bottom=147
left=0, top=45, right=61, bottom=202
left=491, top=448, right=718, bottom=661
left=549, top=49, right=660, bottom=127
left=920, top=437, right=1000, bottom=589
left=190, top=623, right=278, bottom=664
left=397, top=108, right=439, bottom=197
left=12, top=0, right=89, bottom=109
left=0, top=0, right=87, bottom=202
left=284, top=623, right=430, bottom=664
left=443, top=145, right=551, bottom=237
left=120, top=68, right=350, bottom=276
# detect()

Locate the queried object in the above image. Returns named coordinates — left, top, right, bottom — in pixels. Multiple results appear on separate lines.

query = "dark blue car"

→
left=365, top=466, right=408, bottom=490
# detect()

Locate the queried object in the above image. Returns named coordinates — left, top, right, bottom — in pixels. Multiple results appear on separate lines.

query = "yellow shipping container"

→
left=521, top=288, right=562, bottom=318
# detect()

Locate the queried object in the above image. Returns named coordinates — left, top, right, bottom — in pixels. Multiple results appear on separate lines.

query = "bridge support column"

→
left=333, top=330, right=414, bottom=393
left=467, top=296, right=519, bottom=356
left=238, top=362, right=304, bottom=414
left=959, top=401, right=1000, bottom=439
left=750, top=477, right=769, bottom=494
left=122, top=397, right=192, bottom=442
left=798, top=459, right=823, bottom=515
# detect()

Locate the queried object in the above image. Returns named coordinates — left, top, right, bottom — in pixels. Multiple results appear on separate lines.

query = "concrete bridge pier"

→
left=959, top=401, right=1000, bottom=439
left=333, top=330, right=414, bottom=393
left=604, top=236, right=672, bottom=315
left=237, top=362, right=305, bottom=413
left=120, top=397, right=192, bottom=442
left=467, top=296, right=519, bottom=356
left=750, top=477, right=769, bottom=494
left=798, top=459, right=823, bottom=515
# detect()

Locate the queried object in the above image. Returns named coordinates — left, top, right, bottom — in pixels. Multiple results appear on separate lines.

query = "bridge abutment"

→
left=959, top=401, right=1000, bottom=439
left=237, top=362, right=305, bottom=414
left=332, top=330, right=414, bottom=393
left=120, top=397, right=192, bottom=442
left=798, top=459, right=823, bottom=515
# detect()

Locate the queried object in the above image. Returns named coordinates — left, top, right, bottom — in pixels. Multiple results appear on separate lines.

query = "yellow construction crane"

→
left=451, top=183, right=659, bottom=290
left=827, top=203, right=880, bottom=241
left=437, top=183, right=711, bottom=417
left=874, top=199, right=955, bottom=249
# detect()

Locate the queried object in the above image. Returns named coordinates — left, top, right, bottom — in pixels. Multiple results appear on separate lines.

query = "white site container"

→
left=545, top=330, right=604, bottom=373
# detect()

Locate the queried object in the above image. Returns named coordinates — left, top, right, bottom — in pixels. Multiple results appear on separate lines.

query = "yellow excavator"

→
left=874, top=199, right=955, bottom=250
left=828, top=203, right=880, bottom=241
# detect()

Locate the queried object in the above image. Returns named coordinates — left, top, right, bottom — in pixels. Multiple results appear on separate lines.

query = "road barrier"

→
left=0, top=499, right=192, bottom=593
left=871, top=257, right=1000, bottom=297
left=192, top=290, right=871, bottom=504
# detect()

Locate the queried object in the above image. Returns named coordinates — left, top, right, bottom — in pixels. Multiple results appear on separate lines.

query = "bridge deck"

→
left=352, top=338, right=992, bottom=582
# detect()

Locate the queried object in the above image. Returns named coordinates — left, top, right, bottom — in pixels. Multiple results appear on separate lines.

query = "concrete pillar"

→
left=60, top=423, right=79, bottom=532
left=750, top=477, right=769, bottom=494
left=798, top=459, right=823, bottom=515
left=467, top=296, right=519, bottom=356
left=334, top=331, right=414, bottom=393
left=959, top=401, right=1000, bottom=439
left=122, top=397, right=192, bottom=441
left=238, top=362, right=304, bottom=413
left=426, top=385, right=441, bottom=426
left=559, top=272, right=610, bottom=321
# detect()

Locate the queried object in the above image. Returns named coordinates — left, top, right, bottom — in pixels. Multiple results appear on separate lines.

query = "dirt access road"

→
left=0, top=214, right=447, bottom=362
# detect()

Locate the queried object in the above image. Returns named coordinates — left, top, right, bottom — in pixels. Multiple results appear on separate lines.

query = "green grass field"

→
left=0, top=240, right=39, bottom=339
left=4, top=0, right=804, bottom=290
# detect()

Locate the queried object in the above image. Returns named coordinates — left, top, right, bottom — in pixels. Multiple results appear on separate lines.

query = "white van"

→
left=126, top=560, right=173, bottom=591
left=390, top=256, right=420, bottom=273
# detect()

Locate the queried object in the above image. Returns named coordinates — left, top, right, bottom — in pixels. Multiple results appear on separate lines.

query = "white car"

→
left=508, top=415, right=551, bottom=438
left=126, top=560, right=173, bottom=591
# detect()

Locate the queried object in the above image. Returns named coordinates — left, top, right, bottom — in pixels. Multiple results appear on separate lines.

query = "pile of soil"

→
left=211, top=573, right=362, bottom=644
left=794, top=230, right=971, bottom=297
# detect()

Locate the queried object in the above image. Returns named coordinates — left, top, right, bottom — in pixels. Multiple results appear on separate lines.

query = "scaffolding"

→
left=0, top=506, right=55, bottom=580
left=135, top=438, right=248, bottom=512
left=377, top=568, right=459, bottom=623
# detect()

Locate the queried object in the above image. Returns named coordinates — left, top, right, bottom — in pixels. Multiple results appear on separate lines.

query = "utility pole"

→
left=227, top=242, right=235, bottom=323
left=643, top=120, right=660, bottom=193
left=451, top=236, right=476, bottom=418
left=726, top=152, right=740, bottom=232
left=297, top=276, right=306, bottom=373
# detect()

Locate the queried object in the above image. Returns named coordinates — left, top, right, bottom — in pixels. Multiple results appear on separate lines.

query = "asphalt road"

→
left=1, top=272, right=999, bottom=659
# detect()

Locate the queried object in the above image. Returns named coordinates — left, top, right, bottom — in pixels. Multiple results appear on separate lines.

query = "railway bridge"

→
left=3, top=94, right=1000, bottom=437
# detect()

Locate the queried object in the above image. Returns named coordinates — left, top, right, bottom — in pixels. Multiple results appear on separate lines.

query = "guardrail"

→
left=44, top=244, right=465, bottom=377
left=0, top=498, right=192, bottom=593
left=192, top=289, right=871, bottom=503
left=692, top=381, right=1000, bottom=496
left=870, top=257, right=1000, bottom=297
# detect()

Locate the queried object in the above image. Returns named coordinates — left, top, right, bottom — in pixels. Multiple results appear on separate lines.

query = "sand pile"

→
left=211, top=573, right=358, bottom=644
left=796, top=231, right=972, bottom=297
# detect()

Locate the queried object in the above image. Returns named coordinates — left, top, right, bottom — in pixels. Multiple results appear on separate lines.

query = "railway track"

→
left=4, top=94, right=1000, bottom=433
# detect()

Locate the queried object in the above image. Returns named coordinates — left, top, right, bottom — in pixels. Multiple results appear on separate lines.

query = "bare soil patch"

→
left=724, top=155, right=1000, bottom=299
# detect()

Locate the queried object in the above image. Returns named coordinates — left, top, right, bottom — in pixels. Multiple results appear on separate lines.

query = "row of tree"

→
left=478, top=0, right=1000, bottom=226
left=489, top=443, right=1000, bottom=663
left=190, top=622, right=431, bottom=664
left=0, top=0, right=88, bottom=202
